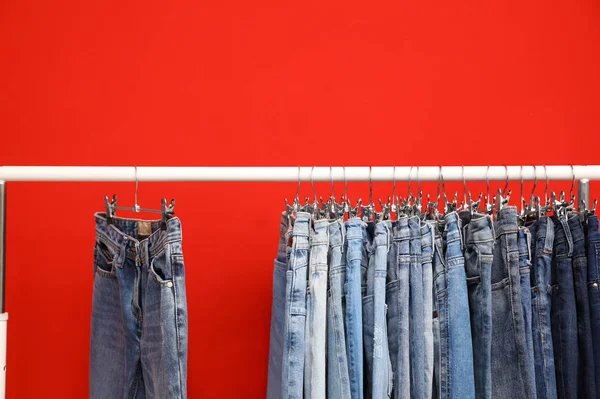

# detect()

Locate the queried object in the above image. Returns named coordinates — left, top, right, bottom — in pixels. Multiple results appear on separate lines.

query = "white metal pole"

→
left=0, top=165, right=598, bottom=182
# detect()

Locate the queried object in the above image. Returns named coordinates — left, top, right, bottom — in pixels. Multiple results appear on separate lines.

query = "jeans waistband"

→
left=494, top=206, right=519, bottom=238
left=94, top=213, right=182, bottom=263
left=395, top=215, right=410, bottom=241
left=533, top=216, right=554, bottom=256
left=589, top=215, right=600, bottom=242
left=464, top=212, right=495, bottom=244
left=345, top=217, right=366, bottom=240
left=554, top=216, right=573, bottom=257
left=293, top=212, right=311, bottom=237
left=374, top=220, right=392, bottom=248
left=567, top=213, right=585, bottom=244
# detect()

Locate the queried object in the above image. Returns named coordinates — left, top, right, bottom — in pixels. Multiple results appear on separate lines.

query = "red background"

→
left=1, top=1, right=599, bottom=397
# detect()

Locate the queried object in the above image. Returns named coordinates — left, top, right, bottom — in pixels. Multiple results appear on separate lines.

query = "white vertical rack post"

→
left=0, top=165, right=596, bottom=399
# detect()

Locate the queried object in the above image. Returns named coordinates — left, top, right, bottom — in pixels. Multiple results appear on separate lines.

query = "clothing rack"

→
left=0, top=164, right=596, bottom=398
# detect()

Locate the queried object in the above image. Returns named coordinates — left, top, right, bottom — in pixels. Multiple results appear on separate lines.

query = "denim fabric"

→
left=491, top=206, right=535, bottom=398
left=528, top=217, right=557, bottom=399
left=327, top=220, right=351, bottom=399
left=517, top=226, right=537, bottom=398
left=551, top=216, right=579, bottom=399
left=267, top=214, right=293, bottom=399
left=306, top=219, right=329, bottom=399
left=587, top=215, right=600, bottom=391
left=364, top=221, right=393, bottom=399
left=568, top=215, right=596, bottom=398
left=421, top=222, right=434, bottom=399
left=345, top=218, right=368, bottom=399
left=462, top=212, right=494, bottom=399
left=90, top=213, right=188, bottom=399
left=282, top=212, right=310, bottom=399
left=408, top=216, right=424, bottom=399
left=387, top=217, right=411, bottom=399
left=363, top=223, right=376, bottom=398
left=432, top=213, right=475, bottom=399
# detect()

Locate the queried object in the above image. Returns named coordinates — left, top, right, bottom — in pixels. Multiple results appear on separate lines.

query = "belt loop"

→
left=561, top=218, right=574, bottom=257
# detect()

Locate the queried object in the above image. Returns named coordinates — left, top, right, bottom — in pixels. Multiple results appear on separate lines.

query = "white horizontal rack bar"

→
left=0, top=166, right=598, bottom=182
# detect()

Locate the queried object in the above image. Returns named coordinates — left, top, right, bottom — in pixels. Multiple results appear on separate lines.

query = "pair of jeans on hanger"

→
left=90, top=213, right=188, bottom=399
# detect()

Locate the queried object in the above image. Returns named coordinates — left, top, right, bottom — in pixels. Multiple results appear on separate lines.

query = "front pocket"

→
left=94, top=242, right=115, bottom=277
left=149, top=254, right=173, bottom=286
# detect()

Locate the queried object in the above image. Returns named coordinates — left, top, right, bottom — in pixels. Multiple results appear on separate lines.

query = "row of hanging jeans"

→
left=266, top=206, right=600, bottom=399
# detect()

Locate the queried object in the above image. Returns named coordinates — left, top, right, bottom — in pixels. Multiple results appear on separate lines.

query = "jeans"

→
left=421, top=222, right=434, bottom=399
left=568, top=215, right=596, bottom=397
left=90, top=213, right=188, bottom=399
left=432, top=212, right=475, bottom=399
left=462, top=212, right=494, bottom=399
left=408, top=216, right=424, bottom=399
left=328, top=220, right=351, bottom=399
left=364, top=221, right=393, bottom=398
left=387, top=217, right=410, bottom=399
left=306, top=219, right=329, bottom=399
left=345, top=218, right=368, bottom=399
left=518, top=226, right=537, bottom=398
left=282, top=212, right=310, bottom=399
left=587, top=215, right=600, bottom=391
left=491, top=206, right=535, bottom=398
left=528, top=217, right=557, bottom=399
left=551, top=216, right=579, bottom=399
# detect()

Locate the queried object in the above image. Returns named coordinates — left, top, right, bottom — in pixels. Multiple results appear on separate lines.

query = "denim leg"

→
left=421, top=222, right=434, bottom=399
left=587, top=215, right=600, bottom=391
left=408, top=216, right=424, bottom=399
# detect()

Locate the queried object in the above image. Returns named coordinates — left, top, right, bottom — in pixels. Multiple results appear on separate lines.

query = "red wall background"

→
left=1, top=1, right=599, bottom=397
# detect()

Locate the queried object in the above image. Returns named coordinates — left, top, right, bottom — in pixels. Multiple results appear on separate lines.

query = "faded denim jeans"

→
left=90, top=213, right=188, bottom=399
left=518, top=226, right=536, bottom=398
left=462, top=212, right=494, bottom=399
left=408, top=216, right=424, bottom=399
left=327, top=219, right=351, bottom=399
left=267, top=214, right=292, bottom=399
left=421, top=221, right=434, bottom=399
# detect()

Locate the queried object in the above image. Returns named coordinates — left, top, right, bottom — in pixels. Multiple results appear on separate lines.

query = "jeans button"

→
left=166, top=282, right=173, bottom=288
left=593, top=283, right=598, bottom=289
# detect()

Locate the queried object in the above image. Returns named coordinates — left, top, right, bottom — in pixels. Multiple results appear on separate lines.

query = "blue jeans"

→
left=568, top=215, right=596, bottom=397
left=518, top=226, right=537, bottom=397
left=282, top=212, right=310, bottom=399
left=551, top=216, right=579, bottom=399
left=345, top=218, right=368, bottom=399
left=587, top=215, right=600, bottom=391
left=432, top=212, right=475, bottom=399
left=528, top=217, right=557, bottom=399
left=267, top=214, right=292, bottom=399
left=364, top=221, right=393, bottom=399
left=327, top=220, right=351, bottom=399
left=387, top=217, right=411, bottom=399
left=462, top=212, right=494, bottom=399
left=408, top=216, right=424, bottom=399
left=305, top=219, right=329, bottom=398
left=90, top=214, right=188, bottom=399
left=490, top=207, right=535, bottom=398
left=421, top=222, right=434, bottom=399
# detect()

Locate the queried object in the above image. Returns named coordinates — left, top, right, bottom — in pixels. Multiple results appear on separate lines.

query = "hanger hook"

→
left=311, top=166, right=317, bottom=203
left=543, top=165, right=549, bottom=204
left=407, top=166, right=414, bottom=202
left=343, top=166, right=348, bottom=201
left=486, top=165, right=491, bottom=201
left=330, top=166, right=335, bottom=199
left=462, top=165, right=467, bottom=206
left=369, top=166, right=373, bottom=205
left=295, top=166, right=301, bottom=202
left=391, top=165, right=396, bottom=205
left=520, top=165, right=524, bottom=212
left=531, top=165, right=537, bottom=200
left=570, top=165, right=575, bottom=200
left=417, top=166, right=421, bottom=198
left=440, top=165, right=446, bottom=201
left=134, top=166, right=140, bottom=211
left=503, top=165, right=509, bottom=196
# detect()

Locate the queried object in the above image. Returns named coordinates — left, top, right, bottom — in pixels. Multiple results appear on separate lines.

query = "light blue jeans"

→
left=421, top=221, right=435, bottom=399
left=282, top=212, right=310, bottom=399
left=345, top=217, right=368, bottom=399
left=327, top=219, right=351, bottom=399
left=518, top=226, right=537, bottom=399
left=364, top=221, right=393, bottom=398
left=90, top=214, right=188, bottom=399
left=408, top=216, right=424, bottom=399
left=432, top=213, right=475, bottom=399
left=305, top=219, right=329, bottom=398
left=387, top=217, right=410, bottom=399
left=267, top=214, right=292, bottom=399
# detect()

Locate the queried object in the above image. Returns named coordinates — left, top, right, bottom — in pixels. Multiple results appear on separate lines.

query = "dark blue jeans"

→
left=528, top=217, right=557, bottom=399
left=517, top=226, right=536, bottom=398
left=408, top=216, right=424, bottom=399
left=587, top=215, right=600, bottom=391
left=462, top=212, right=494, bottom=399
left=490, top=207, right=535, bottom=398
left=568, top=215, right=596, bottom=398
left=551, top=216, right=579, bottom=399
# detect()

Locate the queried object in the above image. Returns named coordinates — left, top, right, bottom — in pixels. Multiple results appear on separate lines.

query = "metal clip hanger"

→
left=361, top=167, right=375, bottom=222
left=328, top=167, right=345, bottom=220
left=412, top=166, right=422, bottom=218
left=440, top=167, right=457, bottom=214
left=104, top=167, right=175, bottom=227
left=285, top=166, right=301, bottom=219
left=496, top=165, right=512, bottom=213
